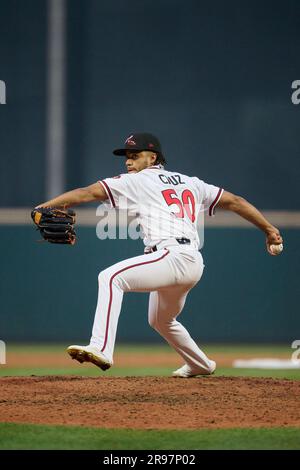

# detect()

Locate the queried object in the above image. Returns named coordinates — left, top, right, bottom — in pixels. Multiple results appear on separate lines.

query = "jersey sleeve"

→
left=192, top=177, right=224, bottom=216
left=99, top=174, right=137, bottom=210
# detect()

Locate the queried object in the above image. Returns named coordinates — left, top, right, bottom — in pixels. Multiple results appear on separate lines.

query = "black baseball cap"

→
left=113, top=132, right=164, bottom=160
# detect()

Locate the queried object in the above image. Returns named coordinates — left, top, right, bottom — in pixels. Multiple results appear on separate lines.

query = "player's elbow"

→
left=84, top=182, right=108, bottom=202
left=219, top=191, right=245, bottom=211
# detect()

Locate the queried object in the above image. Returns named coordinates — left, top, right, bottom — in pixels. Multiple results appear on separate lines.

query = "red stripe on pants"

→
left=101, top=249, right=170, bottom=353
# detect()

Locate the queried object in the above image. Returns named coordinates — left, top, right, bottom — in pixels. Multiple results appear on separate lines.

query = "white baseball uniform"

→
left=90, top=164, right=223, bottom=373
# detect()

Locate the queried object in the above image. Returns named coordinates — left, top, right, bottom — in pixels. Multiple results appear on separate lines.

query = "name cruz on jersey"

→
left=99, top=166, right=223, bottom=249
left=159, top=174, right=185, bottom=186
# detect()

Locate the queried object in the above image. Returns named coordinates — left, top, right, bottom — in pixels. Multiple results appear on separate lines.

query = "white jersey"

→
left=74, top=162, right=221, bottom=374
left=99, top=165, right=223, bottom=249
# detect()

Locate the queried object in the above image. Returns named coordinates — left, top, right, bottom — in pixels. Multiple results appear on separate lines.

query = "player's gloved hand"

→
left=31, top=207, right=76, bottom=245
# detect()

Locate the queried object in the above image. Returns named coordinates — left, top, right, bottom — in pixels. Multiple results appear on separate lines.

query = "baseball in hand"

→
left=270, top=243, right=283, bottom=255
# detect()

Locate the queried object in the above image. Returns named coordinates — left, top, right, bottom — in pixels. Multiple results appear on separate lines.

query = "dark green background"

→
left=0, top=0, right=299, bottom=207
left=0, top=226, right=298, bottom=342
left=0, top=1, right=299, bottom=342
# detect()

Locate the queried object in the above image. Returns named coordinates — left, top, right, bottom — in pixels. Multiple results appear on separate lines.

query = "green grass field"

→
left=0, top=344, right=299, bottom=450
left=1, top=343, right=299, bottom=379
left=0, top=423, right=299, bottom=450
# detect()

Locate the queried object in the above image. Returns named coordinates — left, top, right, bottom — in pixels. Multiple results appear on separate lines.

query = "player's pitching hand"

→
left=266, top=228, right=283, bottom=256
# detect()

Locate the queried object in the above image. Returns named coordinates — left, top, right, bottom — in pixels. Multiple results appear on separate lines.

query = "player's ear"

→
left=152, top=152, right=158, bottom=164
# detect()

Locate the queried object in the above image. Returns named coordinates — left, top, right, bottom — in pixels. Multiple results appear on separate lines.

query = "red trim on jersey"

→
left=101, top=249, right=170, bottom=353
left=99, top=180, right=116, bottom=208
left=209, top=188, right=223, bottom=216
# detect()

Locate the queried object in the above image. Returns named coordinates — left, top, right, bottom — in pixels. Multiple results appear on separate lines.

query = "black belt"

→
left=150, top=238, right=191, bottom=253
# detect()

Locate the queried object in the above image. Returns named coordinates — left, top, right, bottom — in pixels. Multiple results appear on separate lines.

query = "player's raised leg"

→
left=68, top=249, right=175, bottom=368
left=89, top=249, right=175, bottom=361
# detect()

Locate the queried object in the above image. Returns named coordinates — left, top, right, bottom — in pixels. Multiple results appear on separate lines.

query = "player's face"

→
left=125, top=151, right=157, bottom=173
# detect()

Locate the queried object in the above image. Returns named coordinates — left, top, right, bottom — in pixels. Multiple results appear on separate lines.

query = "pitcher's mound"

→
left=0, top=375, right=299, bottom=429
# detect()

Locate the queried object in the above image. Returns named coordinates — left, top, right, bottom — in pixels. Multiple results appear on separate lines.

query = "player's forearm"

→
left=37, top=188, right=96, bottom=208
left=227, top=196, right=276, bottom=234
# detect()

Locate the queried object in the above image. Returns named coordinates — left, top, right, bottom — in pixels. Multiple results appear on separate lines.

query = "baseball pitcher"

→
left=32, top=133, right=283, bottom=377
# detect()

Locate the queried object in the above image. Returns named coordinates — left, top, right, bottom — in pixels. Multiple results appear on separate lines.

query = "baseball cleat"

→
left=67, top=345, right=112, bottom=371
left=172, top=361, right=216, bottom=378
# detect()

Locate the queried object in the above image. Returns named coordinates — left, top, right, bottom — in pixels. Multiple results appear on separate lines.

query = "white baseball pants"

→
left=90, top=244, right=214, bottom=372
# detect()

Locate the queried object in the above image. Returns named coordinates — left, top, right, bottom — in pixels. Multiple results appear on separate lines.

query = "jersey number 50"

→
left=162, top=189, right=196, bottom=222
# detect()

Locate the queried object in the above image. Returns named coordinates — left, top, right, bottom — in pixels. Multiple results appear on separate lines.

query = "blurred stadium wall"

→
left=0, top=0, right=299, bottom=342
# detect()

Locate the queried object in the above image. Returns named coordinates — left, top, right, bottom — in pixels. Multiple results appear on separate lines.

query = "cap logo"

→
left=148, top=143, right=154, bottom=148
left=125, top=135, right=136, bottom=146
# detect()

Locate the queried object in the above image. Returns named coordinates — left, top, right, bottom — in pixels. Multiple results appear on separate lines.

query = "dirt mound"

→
left=0, top=375, right=299, bottom=429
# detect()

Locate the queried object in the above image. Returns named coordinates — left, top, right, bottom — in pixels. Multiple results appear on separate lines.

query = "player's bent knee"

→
left=98, top=270, right=107, bottom=284
left=148, top=315, right=164, bottom=331
left=98, top=268, right=114, bottom=285
left=148, top=317, right=175, bottom=332
left=111, top=274, right=127, bottom=291
left=148, top=317, right=158, bottom=330
left=98, top=270, right=126, bottom=291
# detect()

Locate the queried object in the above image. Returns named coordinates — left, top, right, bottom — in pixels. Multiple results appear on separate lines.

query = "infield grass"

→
left=0, top=423, right=299, bottom=450
left=0, top=367, right=300, bottom=380
left=1, top=343, right=299, bottom=380
left=6, top=343, right=294, bottom=354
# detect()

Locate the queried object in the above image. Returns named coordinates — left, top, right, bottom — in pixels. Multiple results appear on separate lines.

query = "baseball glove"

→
left=31, top=207, right=76, bottom=245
